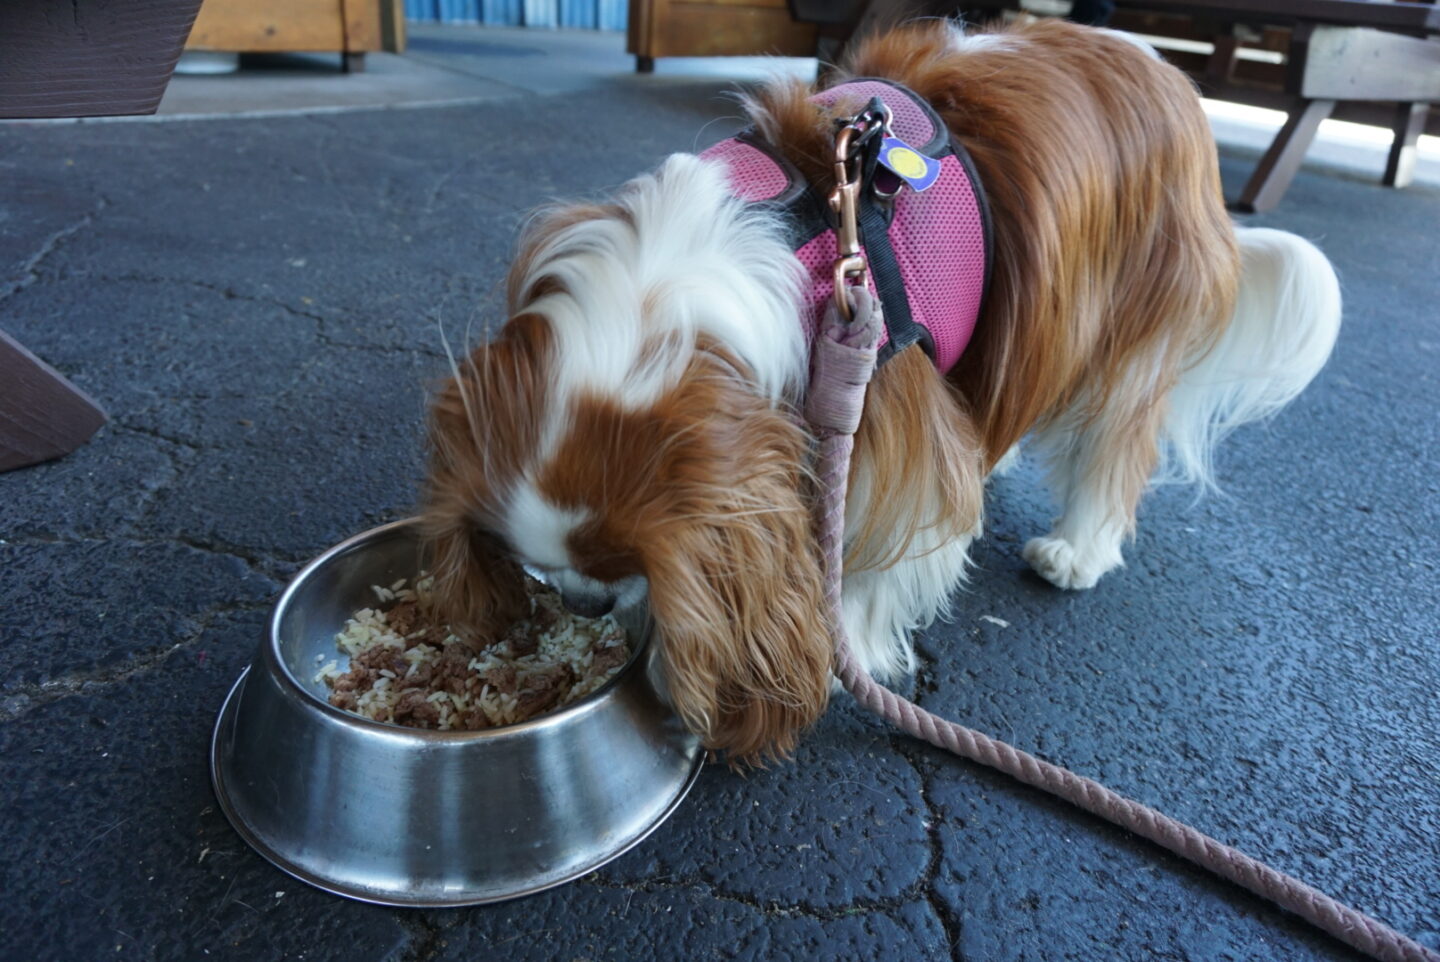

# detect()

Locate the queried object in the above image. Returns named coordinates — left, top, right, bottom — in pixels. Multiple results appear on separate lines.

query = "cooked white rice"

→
left=315, top=574, right=629, bottom=730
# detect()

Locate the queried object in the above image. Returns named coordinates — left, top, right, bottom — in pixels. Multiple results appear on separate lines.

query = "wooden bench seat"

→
left=795, top=0, right=1440, bottom=210
left=1109, top=0, right=1440, bottom=209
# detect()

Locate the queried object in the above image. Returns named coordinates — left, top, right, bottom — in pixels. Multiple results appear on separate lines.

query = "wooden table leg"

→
left=1205, top=31, right=1240, bottom=84
left=1384, top=102, right=1428, bottom=189
left=0, top=330, right=107, bottom=473
left=1235, top=98, right=1336, bottom=213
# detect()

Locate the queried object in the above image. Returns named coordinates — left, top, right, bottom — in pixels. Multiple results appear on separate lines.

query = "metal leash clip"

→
left=827, top=103, right=891, bottom=322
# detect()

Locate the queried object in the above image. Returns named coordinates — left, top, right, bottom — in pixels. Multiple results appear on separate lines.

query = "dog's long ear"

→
left=419, top=346, right=534, bottom=642
left=421, top=518, right=527, bottom=642
left=642, top=387, right=832, bottom=766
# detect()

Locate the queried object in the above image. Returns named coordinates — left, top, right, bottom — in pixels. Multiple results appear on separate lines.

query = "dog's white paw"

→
left=1023, top=535, right=1110, bottom=590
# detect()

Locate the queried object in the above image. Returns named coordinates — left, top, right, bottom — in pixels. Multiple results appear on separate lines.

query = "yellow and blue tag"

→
left=877, top=135, right=941, bottom=192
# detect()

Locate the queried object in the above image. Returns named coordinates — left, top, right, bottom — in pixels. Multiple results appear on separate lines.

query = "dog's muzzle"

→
left=560, top=585, right=617, bottom=618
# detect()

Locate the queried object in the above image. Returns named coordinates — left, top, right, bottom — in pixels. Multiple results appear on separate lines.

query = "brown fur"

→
left=422, top=202, right=632, bottom=639
left=539, top=350, right=832, bottom=763
left=844, top=347, right=985, bottom=574
left=424, top=327, right=830, bottom=764
left=745, top=19, right=1239, bottom=568
left=422, top=20, right=1243, bottom=759
left=420, top=313, right=551, bottom=640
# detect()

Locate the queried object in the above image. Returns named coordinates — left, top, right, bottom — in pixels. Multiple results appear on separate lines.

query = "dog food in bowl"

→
left=315, top=575, right=630, bottom=730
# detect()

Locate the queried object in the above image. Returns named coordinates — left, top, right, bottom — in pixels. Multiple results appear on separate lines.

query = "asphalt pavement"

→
left=1, top=24, right=1437, bottom=962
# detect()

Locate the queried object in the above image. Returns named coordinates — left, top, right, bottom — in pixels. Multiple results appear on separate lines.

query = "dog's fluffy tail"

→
left=1161, top=226, right=1342, bottom=488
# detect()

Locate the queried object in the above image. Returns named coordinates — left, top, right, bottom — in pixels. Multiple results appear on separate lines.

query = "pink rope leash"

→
left=805, top=287, right=1438, bottom=962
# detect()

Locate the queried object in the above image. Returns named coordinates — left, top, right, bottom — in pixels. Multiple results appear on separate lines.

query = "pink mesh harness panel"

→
left=699, top=79, right=992, bottom=373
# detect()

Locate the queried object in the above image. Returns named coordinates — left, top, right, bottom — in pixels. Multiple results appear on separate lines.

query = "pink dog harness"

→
left=700, top=79, right=992, bottom=371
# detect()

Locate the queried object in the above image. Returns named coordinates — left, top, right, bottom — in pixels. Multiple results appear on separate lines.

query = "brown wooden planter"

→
left=627, top=0, right=819, bottom=73
left=184, top=0, right=399, bottom=70
left=0, top=0, right=206, bottom=119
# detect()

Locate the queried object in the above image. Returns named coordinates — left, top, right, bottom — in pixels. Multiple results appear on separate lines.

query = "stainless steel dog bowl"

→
left=210, top=518, right=702, bottom=907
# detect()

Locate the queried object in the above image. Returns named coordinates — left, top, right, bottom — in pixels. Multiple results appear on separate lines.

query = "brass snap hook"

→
left=827, top=121, right=874, bottom=321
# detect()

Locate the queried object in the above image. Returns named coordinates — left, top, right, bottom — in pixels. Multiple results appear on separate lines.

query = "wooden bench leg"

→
left=1235, top=98, right=1336, bottom=213
left=1384, top=102, right=1428, bottom=189
left=1205, top=31, right=1240, bottom=84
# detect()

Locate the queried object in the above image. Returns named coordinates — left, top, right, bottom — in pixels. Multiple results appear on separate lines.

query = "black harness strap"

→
left=859, top=195, right=934, bottom=365
left=848, top=101, right=936, bottom=366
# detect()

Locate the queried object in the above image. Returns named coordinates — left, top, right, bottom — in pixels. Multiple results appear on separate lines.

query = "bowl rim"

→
left=267, top=517, right=652, bottom=743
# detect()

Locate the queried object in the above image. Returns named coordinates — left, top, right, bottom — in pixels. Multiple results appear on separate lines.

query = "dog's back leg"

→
left=1023, top=227, right=1340, bottom=591
left=1023, top=382, right=1166, bottom=590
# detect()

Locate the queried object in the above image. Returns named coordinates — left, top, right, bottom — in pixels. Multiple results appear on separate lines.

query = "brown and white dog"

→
left=419, top=20, right=1341, bottom=764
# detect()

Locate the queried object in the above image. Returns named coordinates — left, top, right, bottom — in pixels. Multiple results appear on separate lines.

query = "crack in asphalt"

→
left=892, top=651, right=969, bottom=960
left=115, top=429, right=187, bottom=529
left=578, top=870, right=950, bottom=925
left=10, top=257, right=454, bottom=370
left=0, top=203, right=102, bottom=304
left=170, top=534, right=301, bottom=582
left=50, top=421, right=315, bottom=582
left=576, top=766, right=958, bottom=934
left=893, top=738, right=968, bottom=961
left=109, top=419, right=210, bottom=454
left=0, top=531, right=293, bottom=582
left=0, top=404, right=344, bottom=578
left=0, top=597, right=272, bottom=723
left=59, top=268, right=450, bottom=361
left=0, top=423, right=186, bottom=542
left=76, top=269, right=333, bottom=321
left=541, top=678, right=964, bottom=950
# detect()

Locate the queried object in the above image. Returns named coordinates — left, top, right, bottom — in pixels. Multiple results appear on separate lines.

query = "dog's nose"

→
left=560, top=587, right=616, bottom=618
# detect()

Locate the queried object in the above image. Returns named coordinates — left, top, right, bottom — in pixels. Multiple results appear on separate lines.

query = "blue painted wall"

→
left=405, top=0, right=626, bottom=28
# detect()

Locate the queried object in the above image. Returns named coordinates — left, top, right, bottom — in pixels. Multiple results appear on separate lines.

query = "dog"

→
left=419, top=19, right=1341, bottom=764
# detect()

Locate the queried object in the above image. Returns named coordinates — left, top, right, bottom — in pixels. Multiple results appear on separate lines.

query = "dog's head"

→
left=420, top=156, right=831, bottom=764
